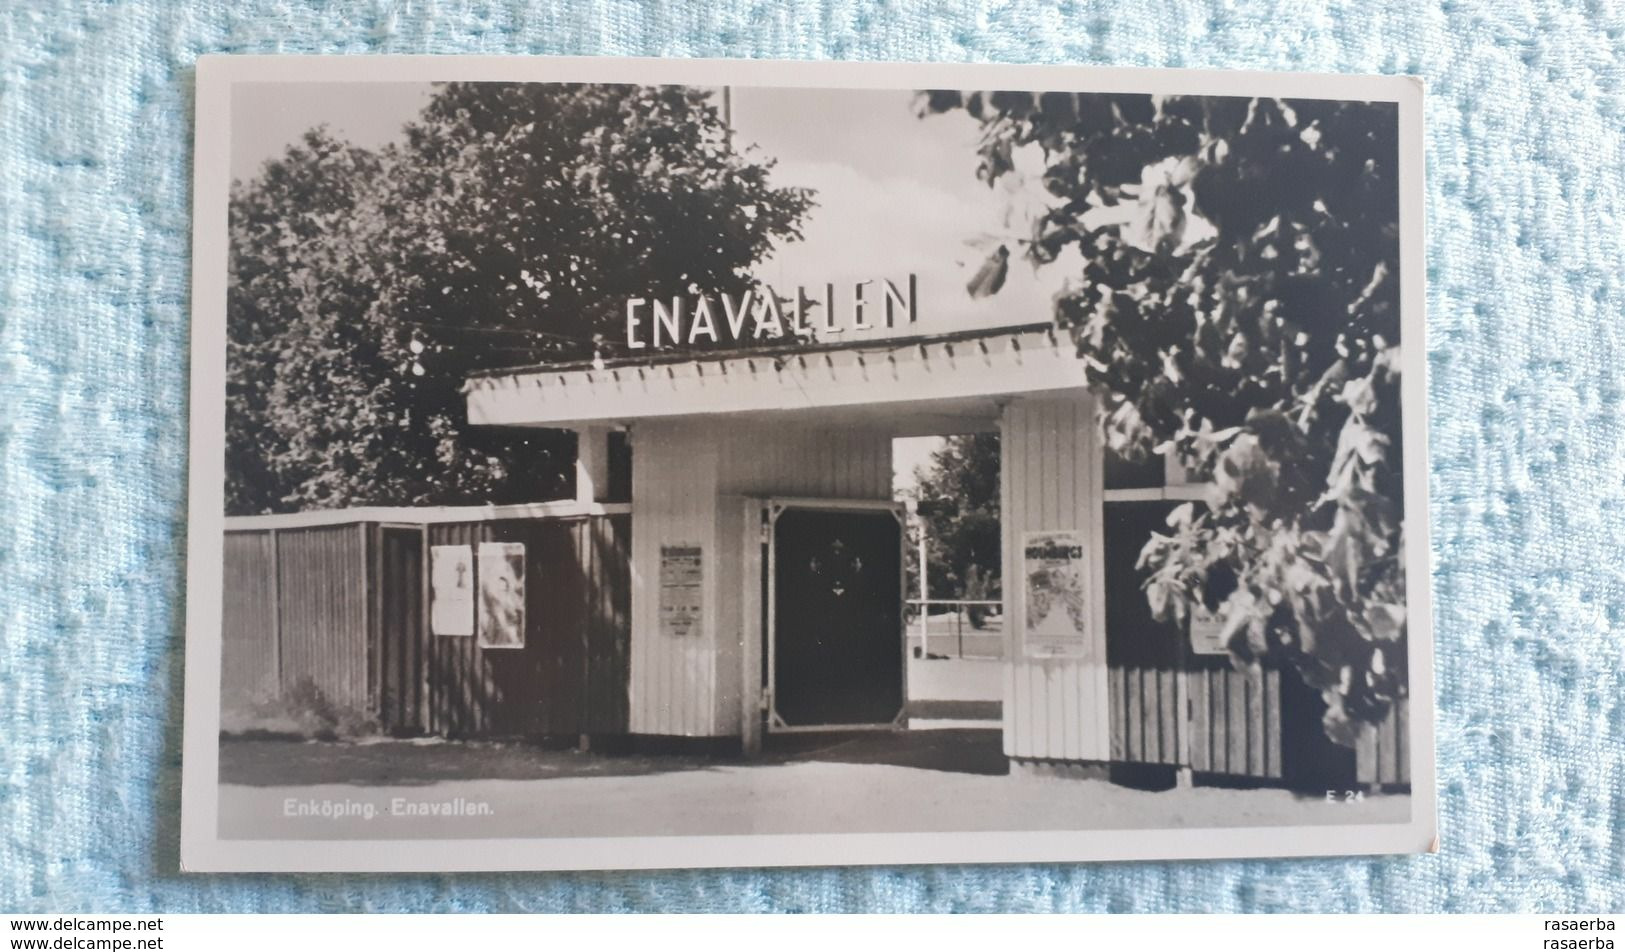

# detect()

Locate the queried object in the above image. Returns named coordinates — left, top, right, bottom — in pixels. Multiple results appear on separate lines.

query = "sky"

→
left=229, top=81, right=1074, bottom=491
left=230, top=81, right=1072, bottom=339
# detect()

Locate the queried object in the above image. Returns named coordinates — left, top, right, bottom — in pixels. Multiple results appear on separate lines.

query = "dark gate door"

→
left=772, top=507, right=903, bottom=728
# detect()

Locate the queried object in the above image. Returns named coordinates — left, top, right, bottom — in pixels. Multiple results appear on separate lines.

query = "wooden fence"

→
left=1102, top=499, right=1409, bottom=790
left=220, top=503, right=631, bottom=739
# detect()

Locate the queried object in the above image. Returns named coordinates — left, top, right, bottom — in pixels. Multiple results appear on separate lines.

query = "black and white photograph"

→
left=180, top=56, right=1434, bottom=872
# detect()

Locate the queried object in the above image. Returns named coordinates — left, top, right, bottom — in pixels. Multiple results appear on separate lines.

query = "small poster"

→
left=1189, top=605, right=1229, bottom=656
left=659, top=543, right=703, bottom=638
left=477, top=542, right=526, bottom=649
left=1022, top=530, right=1087, bottom=658
left=429, top=545, right=474, bottom=636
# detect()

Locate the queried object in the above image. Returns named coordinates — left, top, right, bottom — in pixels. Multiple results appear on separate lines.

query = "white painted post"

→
left=574, top=425, right=610, bottom=504
left=916, top=511, right=929, bottom=658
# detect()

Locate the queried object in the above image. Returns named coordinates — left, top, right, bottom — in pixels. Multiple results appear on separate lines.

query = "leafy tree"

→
left=913, top=434, right=1002, bottom=623
left=226, top=130, right=382, bottom=514
left=228, top=83, right=813, bottom=513
left=927, top=90, right=1404, bottom=746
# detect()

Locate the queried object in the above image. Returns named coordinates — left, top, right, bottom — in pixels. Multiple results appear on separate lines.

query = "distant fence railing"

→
left=905, top=599, right=1003, bottom=660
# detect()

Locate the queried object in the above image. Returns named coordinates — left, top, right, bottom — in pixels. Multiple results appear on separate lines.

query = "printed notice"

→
left=1189, top=605, right=1229, bottom=656
left=477, top=542, right=526, bottom=649
left=430, top=544, right=474, bottom=636
left=1022, top=530, right=1087, bottom=658
left=659, top=543, right=703, bottom=638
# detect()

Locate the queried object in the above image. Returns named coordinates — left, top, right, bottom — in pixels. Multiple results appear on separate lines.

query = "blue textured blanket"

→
left=2, top=0, right=1622, bottom=912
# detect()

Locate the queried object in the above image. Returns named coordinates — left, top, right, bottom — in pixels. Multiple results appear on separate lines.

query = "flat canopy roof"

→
left=464, top=322, right=1090, bottom=434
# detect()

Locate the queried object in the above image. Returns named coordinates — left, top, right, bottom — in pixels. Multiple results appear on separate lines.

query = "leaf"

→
left=1363, top=602, right=1406, bottom=641
left=965, top=244, right=1010, bottom=299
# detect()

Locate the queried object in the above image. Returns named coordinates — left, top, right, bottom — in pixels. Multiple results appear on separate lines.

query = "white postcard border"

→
left=182, top=53, right=1435, bottom=873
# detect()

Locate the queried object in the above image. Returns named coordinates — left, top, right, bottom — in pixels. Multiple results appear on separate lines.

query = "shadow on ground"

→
left=219, top=727, right=1008, bottom=787
left=760, top=728, right=1008, bottom=776
left=218, top=737, right=724, bottom=787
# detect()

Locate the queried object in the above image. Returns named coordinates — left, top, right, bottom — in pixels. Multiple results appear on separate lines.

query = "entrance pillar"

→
left=574, top=425, right=611, bottom=504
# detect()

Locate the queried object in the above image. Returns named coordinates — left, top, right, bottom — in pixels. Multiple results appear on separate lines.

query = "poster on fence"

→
left=1189, top=605, right=1229, bottom=656
left=1022, top=530, right=1088, bottom=658
left=659, top=543, right=704, bottom=638
left=429, top=544, right=474, bottom=636
left=477, top=542, right=526, bottom=649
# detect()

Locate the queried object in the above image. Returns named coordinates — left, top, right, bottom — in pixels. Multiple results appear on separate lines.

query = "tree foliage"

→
left=227, top=83, right=813, bottom=513
left=913, top=434, right=1002, bottom=607
left=927, top=89, right=1405, bottom=745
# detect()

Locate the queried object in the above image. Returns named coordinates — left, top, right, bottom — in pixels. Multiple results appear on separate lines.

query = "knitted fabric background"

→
left=2, top=0, right=1622, bottom=912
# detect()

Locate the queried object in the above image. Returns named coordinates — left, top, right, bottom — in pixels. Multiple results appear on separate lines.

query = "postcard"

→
left=181, top=54, right=1433, bottom=872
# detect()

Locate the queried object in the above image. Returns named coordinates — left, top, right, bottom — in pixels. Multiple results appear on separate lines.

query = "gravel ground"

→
left=216, top=731, right=1408, bottom=841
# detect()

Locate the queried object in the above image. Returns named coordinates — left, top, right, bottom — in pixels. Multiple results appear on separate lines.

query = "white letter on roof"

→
left=884, top=275, right=917, bottom=327
left=626, top=298, right=647, bottom=350
left=652, top=297, right=683, bottom=348
left=689, top=296, right=720, bottom=344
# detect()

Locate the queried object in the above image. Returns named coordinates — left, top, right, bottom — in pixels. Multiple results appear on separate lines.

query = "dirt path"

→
left=216, top=735, right=1409, bottom=841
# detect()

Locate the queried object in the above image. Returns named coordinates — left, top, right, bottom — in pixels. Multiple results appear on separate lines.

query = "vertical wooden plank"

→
left=1042, top=403, right=1059, bottom=534
left=1029, top=664, right=1045, bottom=760
left=1147, top=670, right=1162, bottom=763
left=1057, top=402, right=1075, bottom=545
left=374, top=526, right=390, bottom=729
left=1126, top=668, right=1143, bottom=762
left=999, top=410, right=1016, bottom=759
left=413, top=526, right=427, bottom=732
left=1379, top=699, right=1400, bottom=785
left=1009, top=661, right=1025, bottom=758
left=221, top=531, right=277, bottom=709
left=1019, top=664, right=1038, bottom=759
left=1246, top=665, right=1265, bottom=776
left=364, top=523, right=379, bottom=725
left=737, top=502, right=762, bottom=755
left=1227, top=669, right=1248, bottom=775
left=1174, top=669, right=1190, bottom=767
left=1208, top=670, right=1226, bottom=773
left=1145, top=669, right=1159, bottom=762
left=269, top=529, right=282, bottom=695
left=1355, top=723, right=1378, bottom=785
left=1154, top=669, right=1173, bottom=764
left=1054, top=665, right=1070, bottom=759
left=1264, top=668, right=1282, bottom=778
left=1108, top=666, right=1125, bottom=761
left=1081, top=664, right=1100, bottom=762
left=436, top=523, right=454, bottom=735
left=1149, top=669, right=1164, bottom=762
left=1064, top=650, right=1080, bottom=762
left=1000, top=661, right=1016, bottom=757
left=590, top=516, right=605, bottom=735
left=1149, top=669, right=1164, bottom=764
left=427, top=526, right=443, bottom=735
left=462, top=523, right=479, bottom=736
left=1189, top=670, right=1208, bottom=771
left=616, top=514, right=632, bottom=733
left=617, top=513, right=632, bottom=734
left=585, top=517, right=602, bottom=734
left=590, top=516, right=608, bottom=735
left=451, top=523, right=467, bottom=735
left=397, top=526, right=417, bottom=732
left=1396, top=696, right=1410, bottom=784
left=586, top=517, right=601, bottom=734
left=420, top=525, right=433, bottom=734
